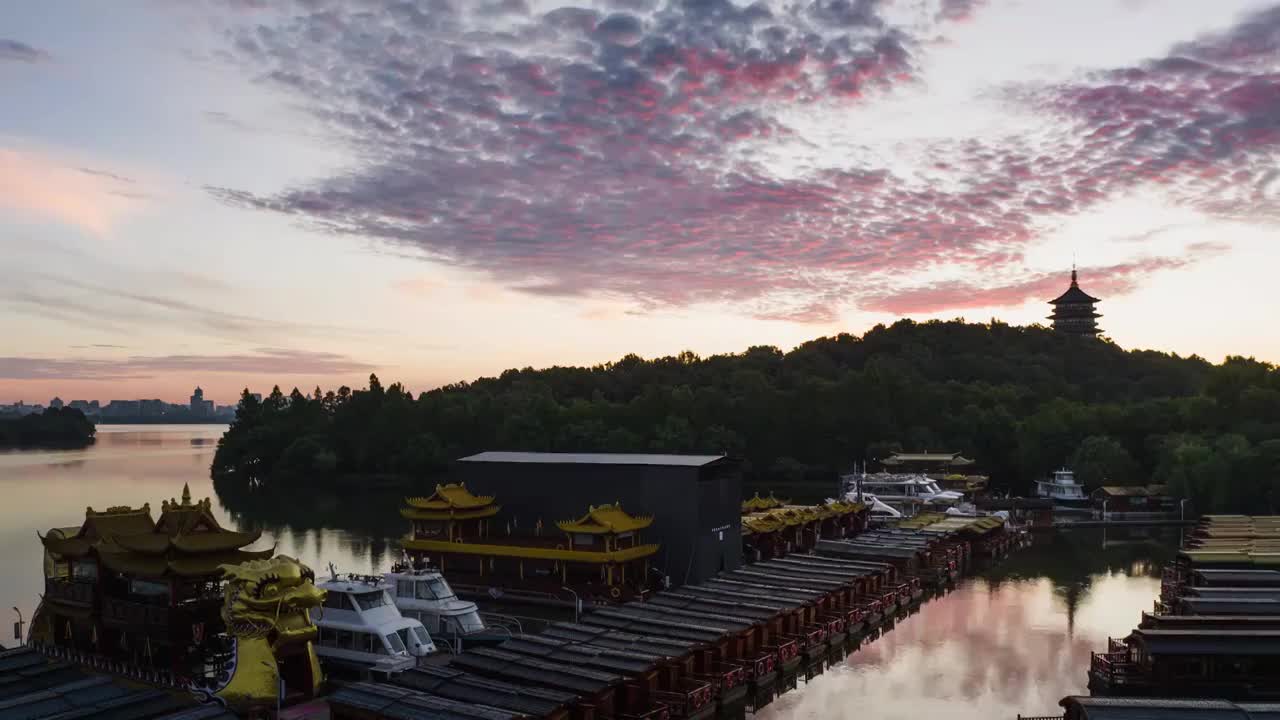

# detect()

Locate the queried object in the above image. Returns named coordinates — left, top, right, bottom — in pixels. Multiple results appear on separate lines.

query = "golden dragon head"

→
left=219, top=555, right=326, bottom=651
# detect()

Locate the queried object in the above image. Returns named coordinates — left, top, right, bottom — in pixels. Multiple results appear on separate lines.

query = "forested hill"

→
left=212, top=320, right=1280, bottom=513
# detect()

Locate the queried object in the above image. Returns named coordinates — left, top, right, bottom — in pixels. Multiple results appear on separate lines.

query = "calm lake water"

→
left=0, top=425, right=406, bottom=637
left=0, top=425, right=1179, bottom=718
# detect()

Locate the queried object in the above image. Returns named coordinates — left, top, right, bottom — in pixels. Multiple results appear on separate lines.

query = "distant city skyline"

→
left=3, top=2, right=1280, bottom=404
left=0, top=386, right=241, bottom=416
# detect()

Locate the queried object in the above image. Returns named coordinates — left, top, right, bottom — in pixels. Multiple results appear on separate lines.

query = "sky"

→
left=2, top=0, right=1279, bottom=405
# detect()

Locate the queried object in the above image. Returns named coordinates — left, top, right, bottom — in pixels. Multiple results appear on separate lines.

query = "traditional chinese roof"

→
left=406, top=483, right=495, bottom=510
left=741, top=500, right=862, bottom=535
left=557, top=503, right=653, bottom=535
left=741, top=492, right=789, bottom=513
left=98, top=547, right=275, bottom=578
left=402, top=483, right=501, bottom=520
left=113, top=530, right=263, bottom=555
left=741, top=515, right=784, bottom=536
left=882, top=452, right=975, bottom=466
left=1092, top=485, right=1171, bottom=498
left=37, top=484, right=270, bottom=577
left=822, top=499, right=867, bottom=516
left=1050, top=270, right=1101, bottom=305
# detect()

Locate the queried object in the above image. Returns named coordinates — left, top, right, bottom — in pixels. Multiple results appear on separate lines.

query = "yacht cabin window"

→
left=323, top=592, right=353, bottom=610
left=415, top=577, right=455, bottom=600
left=353, top=591, right=390, bottom=611
left=385, top=632, right=406, bottom=653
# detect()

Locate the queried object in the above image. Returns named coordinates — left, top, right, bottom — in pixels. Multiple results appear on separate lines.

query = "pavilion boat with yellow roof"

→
left=740, top=493, right=868, bottom=563
left=400, top=483, right=660, bottom=604
left=32, top=484, right=273, bottom=688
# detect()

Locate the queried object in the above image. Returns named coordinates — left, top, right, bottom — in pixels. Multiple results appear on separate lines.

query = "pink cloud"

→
left=0, top=149, right=141, bottom=236
left=861, top=244, right=1229, bottom=315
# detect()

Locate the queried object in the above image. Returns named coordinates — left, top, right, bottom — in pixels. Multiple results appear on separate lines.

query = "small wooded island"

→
left=0, top=406, right=96, bottom=448
left=212, top=320, right=1280, bottom=515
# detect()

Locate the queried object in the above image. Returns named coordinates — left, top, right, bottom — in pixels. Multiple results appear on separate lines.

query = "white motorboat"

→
left=844, top=472, right=964, bottom=516
left=311, top=567, right=436, bottom=680
left=844, top=492, right=903, bottom=521
left=384, top=561, right=513, bottom=651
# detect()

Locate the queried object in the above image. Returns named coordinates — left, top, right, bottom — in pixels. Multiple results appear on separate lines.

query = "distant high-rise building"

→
left=140, top=399, right=166, bottom=417
left=49, top=397, right=64, bottom=409
left=69, top=400, right=100, bottom=414
left=190, top=387, right=214, bottom=417
left=1048, top=267, right=1102, bottom=337
left=103, top=400, right=141, bottom=417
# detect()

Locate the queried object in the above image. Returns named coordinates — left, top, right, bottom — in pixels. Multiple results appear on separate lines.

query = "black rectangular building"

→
left=455, top=452, right=742, bottom=587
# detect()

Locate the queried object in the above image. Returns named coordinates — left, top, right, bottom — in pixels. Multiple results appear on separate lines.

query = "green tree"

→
left=1070, top=435, right=1139, bottom=488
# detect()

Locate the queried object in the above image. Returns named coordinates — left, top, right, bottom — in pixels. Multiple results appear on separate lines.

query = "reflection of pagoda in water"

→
left=34, top=484, right=271, bottom=681
left=1048, top=267, right=1102, bottom=337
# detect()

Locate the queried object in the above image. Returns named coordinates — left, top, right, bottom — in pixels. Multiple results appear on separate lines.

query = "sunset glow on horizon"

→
left=3, top=0, right=1279, bottom=405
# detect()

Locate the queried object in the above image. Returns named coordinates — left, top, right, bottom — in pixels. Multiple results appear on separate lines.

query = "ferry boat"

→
left=383, top=560, right=513, bottom=651
left=311, top=567, right=437, bottom=680
left=1035, top=468, right=1089, bottom=510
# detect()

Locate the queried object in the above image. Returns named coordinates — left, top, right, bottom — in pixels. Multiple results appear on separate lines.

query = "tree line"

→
left=0, top=407, right=96, bottom=448
left=212, top=320, right=1280, bottom=513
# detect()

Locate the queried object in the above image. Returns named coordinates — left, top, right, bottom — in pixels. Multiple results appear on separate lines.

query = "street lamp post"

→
left=560, top=587, right=581, bottom=624
left=1180, top=498, right=1189, bottom=522
left=12, top=607, right=24, bottom=647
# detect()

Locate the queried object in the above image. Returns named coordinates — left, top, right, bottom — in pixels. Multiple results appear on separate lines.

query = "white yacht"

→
left=1035, top=468, right=1088, bottom=506
left=311, top=567, right=436, bottom=680
left=844, top=473, right=964, bottom=516
left=384, top=561, right=513, bottom=652
left=844, top=492, right=903, bottom=521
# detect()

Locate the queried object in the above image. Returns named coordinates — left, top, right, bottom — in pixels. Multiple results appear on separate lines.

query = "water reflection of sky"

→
left=755, top=573, right=1162, bottom=720
left=0, top=425, right=401, bottom=632
left=0, top=427, right=1175, bottom=719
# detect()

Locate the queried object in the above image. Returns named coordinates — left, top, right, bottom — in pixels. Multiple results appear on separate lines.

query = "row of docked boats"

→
left=325, top=513, right=1028, bottom=720
left=1086, top=515, right=1280, bottom=702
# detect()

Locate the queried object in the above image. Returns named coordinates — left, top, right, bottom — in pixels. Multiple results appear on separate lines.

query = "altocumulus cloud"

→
left=206, top=1, right=1280, bottom=322
left=0, top=349, right=375, bottom=381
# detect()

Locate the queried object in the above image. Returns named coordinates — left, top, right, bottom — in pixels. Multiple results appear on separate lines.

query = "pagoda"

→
left=33, top=483, right=272, bottom=682
left=1048, top=267, right=1102, bottom=337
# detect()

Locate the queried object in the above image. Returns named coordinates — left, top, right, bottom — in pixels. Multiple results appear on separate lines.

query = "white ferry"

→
left=1035, top=468, right=1089, bottom=508
left=384, top=561, right=514, bottom=652
left=311, top=567, right=437, bottom=680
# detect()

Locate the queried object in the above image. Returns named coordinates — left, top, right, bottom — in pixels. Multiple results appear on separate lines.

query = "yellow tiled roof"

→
left=741, top=492, right=789, bottom=513
left=405, top=483, right=496, bottom=510
left=557, top=502, right=654, bottom=534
